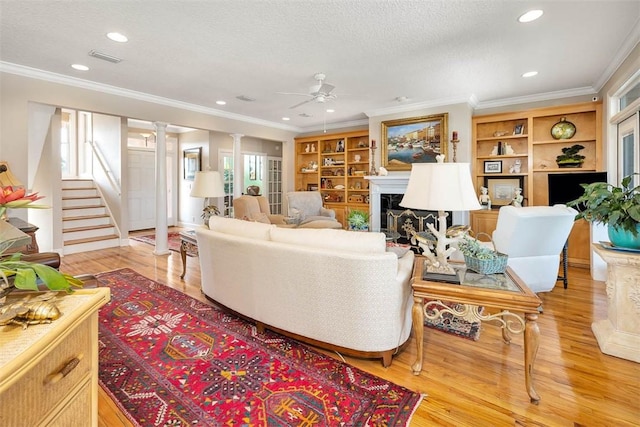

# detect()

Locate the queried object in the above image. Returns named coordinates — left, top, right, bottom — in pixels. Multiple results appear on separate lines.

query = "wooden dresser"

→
left=0, top=287, right=110, bottom=426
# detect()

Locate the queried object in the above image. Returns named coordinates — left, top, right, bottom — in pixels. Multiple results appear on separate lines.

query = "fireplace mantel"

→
left=366, top=173, right=466, bottom=231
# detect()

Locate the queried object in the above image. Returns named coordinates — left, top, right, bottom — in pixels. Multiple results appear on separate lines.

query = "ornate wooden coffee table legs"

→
left=411, top=295, right=424, bottom=374
left=525, top=312, right=540, bottom=404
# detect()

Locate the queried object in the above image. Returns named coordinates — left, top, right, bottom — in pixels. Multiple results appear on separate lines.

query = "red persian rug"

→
left=131, top=231, right=197, bottom=256
left=96, top=268, right=423, bottom=426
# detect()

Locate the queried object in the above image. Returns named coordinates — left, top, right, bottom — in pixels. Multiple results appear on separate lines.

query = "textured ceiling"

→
left=1, top=1, right=639, bottom=132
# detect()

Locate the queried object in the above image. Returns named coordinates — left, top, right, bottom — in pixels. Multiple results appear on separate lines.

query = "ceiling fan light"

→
left=518, top=10, right=543, bottom=23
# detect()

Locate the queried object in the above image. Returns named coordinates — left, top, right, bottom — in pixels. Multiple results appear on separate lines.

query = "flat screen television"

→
left=547, top=171, right=608, bottom=208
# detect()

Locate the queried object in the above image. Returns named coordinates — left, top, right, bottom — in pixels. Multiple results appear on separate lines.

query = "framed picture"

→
left=484, top=176, right=524, bottom=207
left=381, top=113, right=448, bottom=171
left=514, top=123, right=525, bottom=135
left=484, top=160, right=502, bottom=174
left=183, top=147, right=201, bottom=181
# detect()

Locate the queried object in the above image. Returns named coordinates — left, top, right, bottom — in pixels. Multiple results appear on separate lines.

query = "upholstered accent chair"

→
left=233, top=195, right=287, bottom=225
left=285, top=191, right=342, bottom=229
left=490, top=204, right=578, bottom=293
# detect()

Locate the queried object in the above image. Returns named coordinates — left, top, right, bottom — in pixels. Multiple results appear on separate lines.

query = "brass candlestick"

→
left=451, top=138, right=459, bottom=163
left=370, top=143, right=378, bottom=176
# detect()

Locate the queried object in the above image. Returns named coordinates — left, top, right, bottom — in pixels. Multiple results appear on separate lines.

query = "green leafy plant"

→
left=556, top=144, right=585, bottom=167
left=0, top=253, right=83, bottom=298
left=347, top=209, right=369, bottom=230
left=568, top=174, right=640, bottom=236
left=457, top=235, right=499, bottom=260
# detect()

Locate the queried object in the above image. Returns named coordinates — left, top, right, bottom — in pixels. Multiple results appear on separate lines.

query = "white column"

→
left=230, top=133, right=244, bottom=199
left=154, top=122, right=169, bottom=255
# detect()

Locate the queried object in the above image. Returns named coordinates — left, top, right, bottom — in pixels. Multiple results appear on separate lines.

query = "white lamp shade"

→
left=400, top=162, right=482, bottom=211
left=190, top=171, right=225, bottom=198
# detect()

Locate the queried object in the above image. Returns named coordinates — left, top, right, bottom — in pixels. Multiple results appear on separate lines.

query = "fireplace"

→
left=366, top=174, right=465, bottom=233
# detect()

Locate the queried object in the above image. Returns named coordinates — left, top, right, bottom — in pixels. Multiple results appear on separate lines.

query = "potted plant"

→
left=568, top=174, right=640, bottom=249
left=347, top=209, right=369, bottom=231
left=457, top=234, right=508, bottom=274
left=556, top=144, right=585, bottom=168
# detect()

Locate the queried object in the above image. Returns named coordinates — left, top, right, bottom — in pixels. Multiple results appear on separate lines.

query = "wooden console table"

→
left=6, top=217, right=39, bottom=254
left=591, top=243, right=640, bottom=363
left=411, top=257, right=543, bottom=403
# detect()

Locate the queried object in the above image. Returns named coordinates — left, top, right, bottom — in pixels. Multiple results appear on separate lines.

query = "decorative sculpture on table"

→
left=512, top=188, right=524, bottom=207
left=478, top=186, right=491, bottom=210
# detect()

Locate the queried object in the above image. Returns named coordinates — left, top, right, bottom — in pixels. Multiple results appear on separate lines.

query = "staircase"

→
left=62, top=179, right=120, bottom=255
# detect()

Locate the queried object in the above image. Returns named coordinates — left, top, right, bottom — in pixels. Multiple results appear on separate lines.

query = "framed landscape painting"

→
left=484, top=176, right=524, bottom=207
left=183, top=147, right=201, bottom=181
left=381, top=113, right=448, bottom=171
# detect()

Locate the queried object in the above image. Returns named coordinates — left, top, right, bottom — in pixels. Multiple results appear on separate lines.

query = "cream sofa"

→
left=195, top=216, right=415, bottom=366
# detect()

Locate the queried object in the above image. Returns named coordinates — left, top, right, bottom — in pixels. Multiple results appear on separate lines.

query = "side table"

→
left=179, top=230, right=198, bottom=279
left=6, top=217, right=39, bottom=254
left=411, top=256, right=543, bottom=403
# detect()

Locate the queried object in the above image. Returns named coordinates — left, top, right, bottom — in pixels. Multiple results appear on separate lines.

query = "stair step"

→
left=62, top=189, right=99, bottom=198
left=62, top=237, right=120, bottom=255
left=64, top=234, right=120, bottom=246
left=63, top=224, right=116, bottom=241
left=62, top=206, right=107, bottom=218
left=62, top=197, right=102, bottom=208
left=63, top=224, right=114, bottom=233
left=62, top=179, right=95, bottom=189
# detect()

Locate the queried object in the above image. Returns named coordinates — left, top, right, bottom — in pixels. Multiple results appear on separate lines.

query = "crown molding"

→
left=594, top=19, right=640, bottom=92
left=474, top=86, right=597, bottom=110
left=364, top=95, right=475, bottom=118
left=0, top=61, right=302, bottom=133
left=297, top=118, right=370, bottom=134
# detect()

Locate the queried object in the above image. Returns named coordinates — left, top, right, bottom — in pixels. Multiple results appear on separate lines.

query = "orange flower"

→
left=0, top=186, right=48, bottom=216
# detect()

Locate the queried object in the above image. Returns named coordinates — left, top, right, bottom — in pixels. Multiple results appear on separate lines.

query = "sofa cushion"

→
left=208, top=216, right=273, bottom=240
left=250, top=212, right=271, bottom=224
left=270, top=227, right=385, bottom=253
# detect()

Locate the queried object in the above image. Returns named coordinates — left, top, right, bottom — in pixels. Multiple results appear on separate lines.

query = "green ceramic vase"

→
left=608, top=224, right=640, bottom=250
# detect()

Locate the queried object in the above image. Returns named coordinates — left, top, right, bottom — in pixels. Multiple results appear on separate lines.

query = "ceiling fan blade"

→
left=318, top=83, right=335, bottom=94
left=276, top=91, right=313, bottom=96
left=289, top=98, right=314, bottom=109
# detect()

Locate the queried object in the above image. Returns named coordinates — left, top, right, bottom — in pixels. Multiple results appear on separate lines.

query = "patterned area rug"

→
left=424, top=300, right=482, bottom=341
left=131, top=231, right=197, bottom=256
left=96, top=268, right=423, bottom=426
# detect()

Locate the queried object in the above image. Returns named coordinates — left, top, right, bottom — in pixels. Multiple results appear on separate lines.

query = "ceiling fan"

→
left=278, top=73, right=338, bottom=109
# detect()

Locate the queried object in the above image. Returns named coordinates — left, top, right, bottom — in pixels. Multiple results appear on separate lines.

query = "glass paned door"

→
left=618, top=112, right=639, bottom=186
left=220, top=150, right=234, bottom=217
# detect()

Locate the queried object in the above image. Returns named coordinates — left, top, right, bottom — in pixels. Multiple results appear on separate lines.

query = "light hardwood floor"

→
left=59, top=228, right=640, bottom=427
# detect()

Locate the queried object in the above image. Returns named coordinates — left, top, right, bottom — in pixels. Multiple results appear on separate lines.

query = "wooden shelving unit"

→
left=471, top=101, right=602, bottom=267
left=294, top=130, right=370, bottom=228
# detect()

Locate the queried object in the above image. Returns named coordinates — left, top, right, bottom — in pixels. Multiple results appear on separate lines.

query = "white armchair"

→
left=491, top=205, right=578, bottom=293
left=285, top=191, right=341, bottom=228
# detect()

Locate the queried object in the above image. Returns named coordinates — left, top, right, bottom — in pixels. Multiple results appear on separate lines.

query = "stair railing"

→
left=87, top=140, right=121, bottom=197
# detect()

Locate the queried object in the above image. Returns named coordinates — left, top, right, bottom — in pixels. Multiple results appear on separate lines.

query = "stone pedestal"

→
left=591, top=244, right=640, bottom=362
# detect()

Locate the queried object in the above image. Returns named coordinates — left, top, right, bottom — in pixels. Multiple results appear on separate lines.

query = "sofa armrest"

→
left=320, top=207, right=336, bottom=219
left=395, top=250, right=415, bottom=284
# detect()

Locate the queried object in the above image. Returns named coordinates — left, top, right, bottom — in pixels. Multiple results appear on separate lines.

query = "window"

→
left=618, top=113, right=639, bottom=186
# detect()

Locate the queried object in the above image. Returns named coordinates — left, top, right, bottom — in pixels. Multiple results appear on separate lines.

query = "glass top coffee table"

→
left=411, top=256, right=543, bottom=403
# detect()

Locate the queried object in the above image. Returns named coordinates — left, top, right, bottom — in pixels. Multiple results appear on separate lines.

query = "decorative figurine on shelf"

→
left=378, top=166, right=388, bottom=176
left=305, top=144, right=310, bottom=153
left=479, top=186, right=491, bottom=210
left=512, top=187, right=524, bottom=207
left=509, top=159, right=522, bottom=174
left=311, top=143, right=316, bottom=153
left=504, top=143, right=515, bottom=155
left=336, top=140, right=345, bottom=152
left=491, top=145, right=499, bottom=156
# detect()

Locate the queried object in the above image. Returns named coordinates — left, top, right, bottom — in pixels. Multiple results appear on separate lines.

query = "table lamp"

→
left=400, top=155, right=481, bottom=275
left=190, top=170, right=225, bottom=224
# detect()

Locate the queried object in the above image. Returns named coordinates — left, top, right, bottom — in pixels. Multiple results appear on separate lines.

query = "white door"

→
left=128, top=148, right=156, bottom=230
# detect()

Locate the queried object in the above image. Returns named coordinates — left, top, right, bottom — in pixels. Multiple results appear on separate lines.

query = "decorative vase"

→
left=608, top=224, right=640, bottom=250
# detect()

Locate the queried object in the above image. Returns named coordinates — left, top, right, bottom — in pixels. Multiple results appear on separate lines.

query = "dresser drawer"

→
left=46, top=376, right=92, bottom=427
left=0, top=316, right=93, bottom=425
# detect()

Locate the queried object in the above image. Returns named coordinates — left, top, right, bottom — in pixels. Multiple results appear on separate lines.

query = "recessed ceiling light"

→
left=522, top=71, right=538, bottom=78
left=395, top=96, right=408, bottom=102
left=216, top=100, right=226, bottom=105
left=71, top=64, right=89, bottom=71
left=282, top=117, right=290, bottom=121
left=107, top=32, right=128, bottom=42
left=518, top=10, right=543, bottom=23
left=326, top=109, right=335, bottom=113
